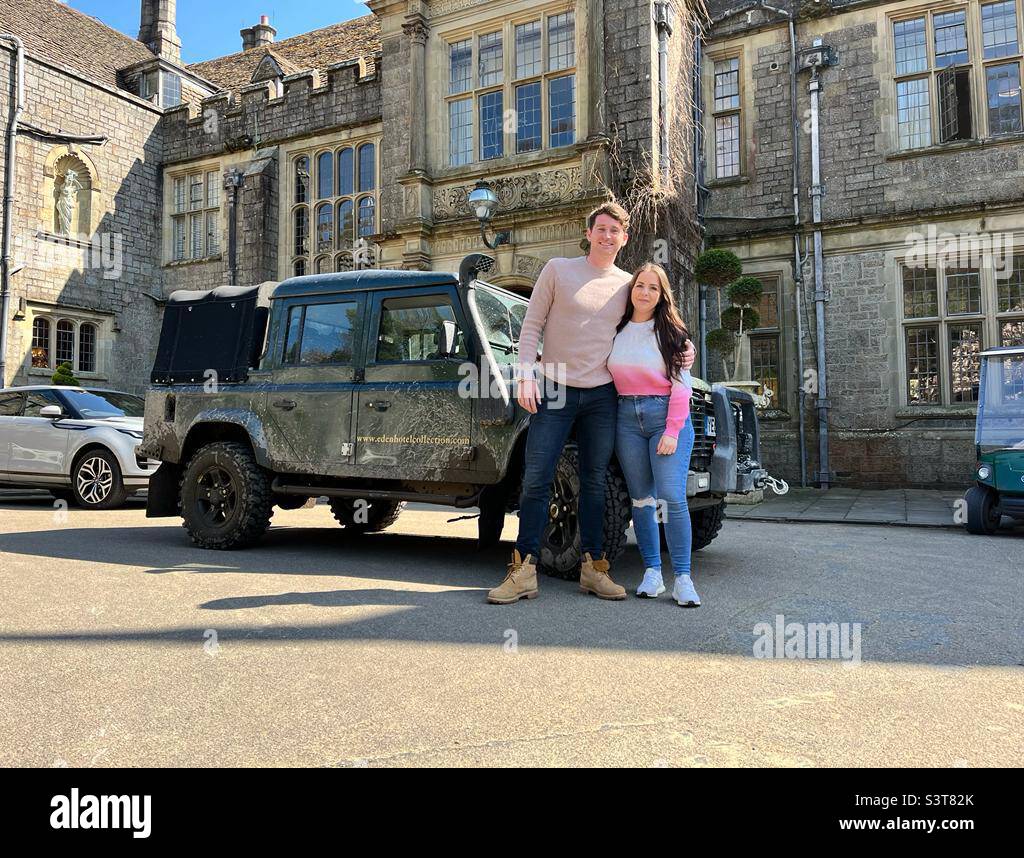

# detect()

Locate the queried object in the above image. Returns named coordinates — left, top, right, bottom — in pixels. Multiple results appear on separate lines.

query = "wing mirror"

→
left=439, top=319, right=459, bottom=359
left=40, top=405, right=64, bottom=419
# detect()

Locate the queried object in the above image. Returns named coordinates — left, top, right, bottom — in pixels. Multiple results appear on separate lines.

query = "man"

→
left=487, top=201, right=696, bottom=605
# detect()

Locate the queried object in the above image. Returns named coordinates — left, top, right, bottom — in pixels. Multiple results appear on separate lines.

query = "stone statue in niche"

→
left=56, top=169, right=82, bottom=236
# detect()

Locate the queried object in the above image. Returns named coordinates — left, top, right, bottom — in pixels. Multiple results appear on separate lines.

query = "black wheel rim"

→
left=196, top=466, right=238, bottom=528
left=543, top=469, right=579, bottom=553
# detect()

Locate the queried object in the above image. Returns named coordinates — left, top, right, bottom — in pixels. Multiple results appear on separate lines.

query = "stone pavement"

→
left=726, top=487, right=977, bottom=528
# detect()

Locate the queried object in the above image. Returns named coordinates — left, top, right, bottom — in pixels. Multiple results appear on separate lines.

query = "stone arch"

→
left=41, top=145, right=101, bottom=237
left=486, top=274, right=534, bottom=297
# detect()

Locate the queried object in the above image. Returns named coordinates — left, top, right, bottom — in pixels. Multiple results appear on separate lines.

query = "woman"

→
left=607, top=263, right=700, bottom=606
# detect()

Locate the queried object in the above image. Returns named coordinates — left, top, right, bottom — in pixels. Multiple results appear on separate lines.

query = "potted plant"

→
left=51, top=361, right=81, bottom=387
left=706, top=270, right=774, bottom=406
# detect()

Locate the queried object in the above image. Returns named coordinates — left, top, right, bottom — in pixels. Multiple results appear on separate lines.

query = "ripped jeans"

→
left=615, top=395, right=695, bottom=576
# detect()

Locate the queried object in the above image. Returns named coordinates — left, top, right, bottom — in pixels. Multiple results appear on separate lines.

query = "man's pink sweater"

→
left=516, top=256, right=633, bottom=388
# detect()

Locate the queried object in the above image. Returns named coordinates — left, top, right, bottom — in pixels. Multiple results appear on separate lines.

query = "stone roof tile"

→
left=189, top=14, right=381, bottom=95
left=0, top=0, right=156, bottom=89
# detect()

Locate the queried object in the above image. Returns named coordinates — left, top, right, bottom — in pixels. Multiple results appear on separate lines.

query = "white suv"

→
left=0, top=386, right=159, bottom=509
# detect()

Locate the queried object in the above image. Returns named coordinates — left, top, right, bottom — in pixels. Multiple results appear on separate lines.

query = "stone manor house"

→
left=1, top=0, right=1021, bottom=488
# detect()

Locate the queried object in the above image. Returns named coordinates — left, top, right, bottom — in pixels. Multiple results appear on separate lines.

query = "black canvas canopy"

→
left=151, top=285, right=268, bottom=385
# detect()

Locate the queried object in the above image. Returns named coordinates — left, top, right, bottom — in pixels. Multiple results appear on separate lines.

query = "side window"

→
left=0, top=392, right=24, bottom=416
left=282, top=301, right=359, bottom=366
left=376, top=296, right=468, bottom=362
left=23, top=390, right=63, bottom=417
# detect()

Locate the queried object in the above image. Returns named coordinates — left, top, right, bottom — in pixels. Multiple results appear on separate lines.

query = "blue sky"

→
left=67, top=0, right=370, bottom=64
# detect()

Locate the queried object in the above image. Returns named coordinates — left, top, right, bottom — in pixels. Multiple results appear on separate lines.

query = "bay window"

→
left=444, top=8, right=577, bottom=167
left=893, top=2, right=1024, bottom=151
left=902, top=252, right=1024, bottom=405
left=289, top=140, right=380, bottom=277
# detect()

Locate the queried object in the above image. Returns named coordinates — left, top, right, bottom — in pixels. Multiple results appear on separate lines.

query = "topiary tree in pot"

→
left=707, top=275, right=764, bottom=385
left=51, top=361, right=81, bottom=387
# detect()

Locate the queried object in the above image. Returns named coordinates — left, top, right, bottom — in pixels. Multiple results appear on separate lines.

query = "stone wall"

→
left=161, top=62, right=380, bottom=167
left=158, top=58, right=382, bottom=294
left=0, top=51, right=165, bottom=394
left=703, top=2, right=1024, bottom=488
left=602, top=0, right=703, bottom=330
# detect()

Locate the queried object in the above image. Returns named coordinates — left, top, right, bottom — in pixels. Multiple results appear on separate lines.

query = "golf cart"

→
left=964, top=346, right=1024, bottom=535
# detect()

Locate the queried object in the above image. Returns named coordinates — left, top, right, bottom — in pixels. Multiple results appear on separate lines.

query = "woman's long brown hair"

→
left=616, top=263, right=690, bottom=382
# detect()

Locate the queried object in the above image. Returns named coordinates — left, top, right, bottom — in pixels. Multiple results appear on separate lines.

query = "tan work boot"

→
left=579, top=552, right=626, bottom=601
left=487, top=550, right=539, bottom=604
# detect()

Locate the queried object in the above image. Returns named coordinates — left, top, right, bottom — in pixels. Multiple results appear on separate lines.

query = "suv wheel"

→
left=180, top=442, right=274, bottom=549
left=71, top=449, right=129, bottom=510
left=965, top=486, right=1001, bottom=535
left=538, top=447, right=631, bottom=581
left=329, top=498, right=404, bottom=533
left=691, top=501, right=727, bottom=551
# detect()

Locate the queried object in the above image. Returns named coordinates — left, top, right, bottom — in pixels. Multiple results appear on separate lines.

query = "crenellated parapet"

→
left=162, top=55, right=382, bottom=165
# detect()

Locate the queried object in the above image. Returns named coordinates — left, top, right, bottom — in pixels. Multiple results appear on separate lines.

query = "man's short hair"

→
left=587, top=201, right=630, bottom=232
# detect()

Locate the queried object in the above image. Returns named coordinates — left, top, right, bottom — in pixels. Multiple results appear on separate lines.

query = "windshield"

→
left=976, top=354, right=1024, bottom=450
left=473, top=284, right=530, bottom=367
left=62, top=389, right=145, bottom=419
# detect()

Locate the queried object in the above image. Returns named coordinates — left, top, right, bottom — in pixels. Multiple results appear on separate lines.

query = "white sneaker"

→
left=636, top=567, right=665, bottom=598
left=672, top=574, right=701, bottom=607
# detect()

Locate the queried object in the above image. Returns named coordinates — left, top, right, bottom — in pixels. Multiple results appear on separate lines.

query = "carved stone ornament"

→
left=432, top=166, right=584, bottom=222
left=515, top=255, right=546, bottom=279
left=404, top=185, right=419, bottom=217
left=429, top=0, right=491, bottom=17
left=402, top=19, right=430, bottom=45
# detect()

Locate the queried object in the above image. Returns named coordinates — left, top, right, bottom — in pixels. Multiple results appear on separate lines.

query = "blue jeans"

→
left=615, top=396, right=695, bottom=575
left=515, top=381, right=618, bottom=559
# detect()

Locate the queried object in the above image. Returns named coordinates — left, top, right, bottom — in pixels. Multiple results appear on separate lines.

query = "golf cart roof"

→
left=979, top=347, right=1024, bottom=358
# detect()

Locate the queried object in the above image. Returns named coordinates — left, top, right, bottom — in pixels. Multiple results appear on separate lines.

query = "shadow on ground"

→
left=1, top=501, right=1021, bottom=669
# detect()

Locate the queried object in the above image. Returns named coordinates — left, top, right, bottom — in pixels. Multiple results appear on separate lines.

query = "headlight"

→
left=978, top=465, right=992, bottom=481
left=116, top=428, right=145, bottom=440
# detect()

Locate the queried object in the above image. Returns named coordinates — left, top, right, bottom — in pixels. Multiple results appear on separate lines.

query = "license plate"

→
left=705, top=415, right=716, bottom=436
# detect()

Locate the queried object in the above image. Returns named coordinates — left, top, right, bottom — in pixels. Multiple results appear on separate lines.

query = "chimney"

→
left=138, top=0, right=182, bottom=64
left=241, top=15, right=277, bottom=51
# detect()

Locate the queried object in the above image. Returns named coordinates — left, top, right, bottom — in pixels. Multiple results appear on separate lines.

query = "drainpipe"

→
left=692, top=17, right=709, bottom=379
left=0, top=34, right=25, bottom=389
left=787, top=16, right=808, bottom=488
left=805, top=48, right=832, bottom=489
left=763, top=0, right=807, bottom=491
left=654, top=2, right=672, bottom=187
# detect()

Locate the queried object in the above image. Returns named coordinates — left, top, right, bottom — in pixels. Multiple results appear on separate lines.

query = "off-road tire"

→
left=71, top=448, right=129, bottom=510
left=329, top=498, right=404, bottom=533
left=180, top=441, right=274, bottom=549
left=690, top=501, right=727, bottom=551
left=965, top=486, right=1001, bottom=535
left=538, top=447, right=632, bottom=580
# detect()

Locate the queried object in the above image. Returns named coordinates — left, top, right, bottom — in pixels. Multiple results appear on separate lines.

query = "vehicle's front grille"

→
left=690, top=392, right=716, bottom=470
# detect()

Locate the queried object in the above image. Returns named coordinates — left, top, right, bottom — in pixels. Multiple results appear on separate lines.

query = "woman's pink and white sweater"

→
left=607, top=319, right=692, bottom=438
